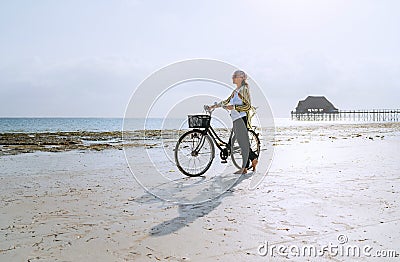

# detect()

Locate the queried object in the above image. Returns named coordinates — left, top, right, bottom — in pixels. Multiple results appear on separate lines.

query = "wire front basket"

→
left=188, top=114, right=211, bottom=128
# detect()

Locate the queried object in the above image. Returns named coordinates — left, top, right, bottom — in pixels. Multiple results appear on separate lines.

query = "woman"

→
left=209, top=70, right=258, bottom=174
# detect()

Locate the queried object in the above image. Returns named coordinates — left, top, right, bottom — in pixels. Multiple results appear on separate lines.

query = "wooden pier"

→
left=291, top=109, right=400, bottom=121
left=291, top=96, right=399, bottom=121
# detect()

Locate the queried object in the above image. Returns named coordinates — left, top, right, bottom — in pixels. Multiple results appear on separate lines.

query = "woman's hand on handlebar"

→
left=204, top=105, right=214, bottom=112
left=206, top=104, right=217, bottom=110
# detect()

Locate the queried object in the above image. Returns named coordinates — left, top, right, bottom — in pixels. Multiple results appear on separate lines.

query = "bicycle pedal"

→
left=221, top=160, right=227, bottom=163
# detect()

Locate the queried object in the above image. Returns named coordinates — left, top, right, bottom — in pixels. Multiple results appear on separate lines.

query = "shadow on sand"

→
left=146, top=171, right=254, bottom=236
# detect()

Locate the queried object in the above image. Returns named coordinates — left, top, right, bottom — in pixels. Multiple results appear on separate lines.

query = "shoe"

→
left=234, top=168, right=247, bottom=174
left=251, top=159, right=258, bottom=172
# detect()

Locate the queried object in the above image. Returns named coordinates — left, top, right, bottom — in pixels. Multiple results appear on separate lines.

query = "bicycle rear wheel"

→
left=174, top=129, right=215, bottom=177
left=231, top=129, right=260, bottom=169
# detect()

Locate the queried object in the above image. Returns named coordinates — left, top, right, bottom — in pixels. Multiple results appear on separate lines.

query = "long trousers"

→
left=231, top=115, right=258, bottom=169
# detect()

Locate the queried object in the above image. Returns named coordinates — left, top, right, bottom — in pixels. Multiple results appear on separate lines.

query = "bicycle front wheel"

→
left=174, top=129, right=215, bottom=177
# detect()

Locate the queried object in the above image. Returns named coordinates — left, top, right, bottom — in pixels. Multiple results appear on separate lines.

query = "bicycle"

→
left=174, top=105, right=261, bottom=177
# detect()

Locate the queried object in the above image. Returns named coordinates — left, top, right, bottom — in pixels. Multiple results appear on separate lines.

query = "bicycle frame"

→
left=205, top=125, right=233, bottom=152
left=190, top=111, right=235, bottom=157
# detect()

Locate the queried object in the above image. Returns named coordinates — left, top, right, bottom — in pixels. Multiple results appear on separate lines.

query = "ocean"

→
left=0, top=117, right=372, bottom=133
left=0, top=117, right=270, bottom=133
left=0, top=118, right=190, bottom=133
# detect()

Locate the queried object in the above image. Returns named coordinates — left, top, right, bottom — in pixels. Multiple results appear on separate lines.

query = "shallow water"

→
left=1, top=117, right=390, bottom=133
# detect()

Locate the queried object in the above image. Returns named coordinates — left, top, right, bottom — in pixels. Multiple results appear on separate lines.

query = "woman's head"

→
left=232, top=70, right=248, bottom=87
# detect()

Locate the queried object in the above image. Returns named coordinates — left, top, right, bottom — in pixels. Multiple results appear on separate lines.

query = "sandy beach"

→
left=0, top=122, right=399, bottom=261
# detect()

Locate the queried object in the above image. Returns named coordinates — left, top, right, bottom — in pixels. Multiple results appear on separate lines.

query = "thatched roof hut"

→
left=294, top=96, right=338, bottom=114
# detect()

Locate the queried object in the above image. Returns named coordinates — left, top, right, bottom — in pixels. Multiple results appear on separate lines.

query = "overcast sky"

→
left=0, top=0, right=399, bottom=117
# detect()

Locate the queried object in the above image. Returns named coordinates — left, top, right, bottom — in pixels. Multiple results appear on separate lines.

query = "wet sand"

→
left=0, top=123, right=399, bottom=261
left=0, top=130, right=185, bottom=156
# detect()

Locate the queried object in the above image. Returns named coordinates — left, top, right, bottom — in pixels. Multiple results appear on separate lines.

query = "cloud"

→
left=1, top=52, right=399, bottom=117
left=1, top=0, right=399, bottom=117
left=0, top=57, right=150, bottom=117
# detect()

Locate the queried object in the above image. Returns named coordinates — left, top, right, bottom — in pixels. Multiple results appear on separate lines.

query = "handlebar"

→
left=203, top=105, right=214, bottom=114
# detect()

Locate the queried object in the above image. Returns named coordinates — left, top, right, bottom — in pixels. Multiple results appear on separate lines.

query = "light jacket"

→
left=220, top=84, right=253, bottom=129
